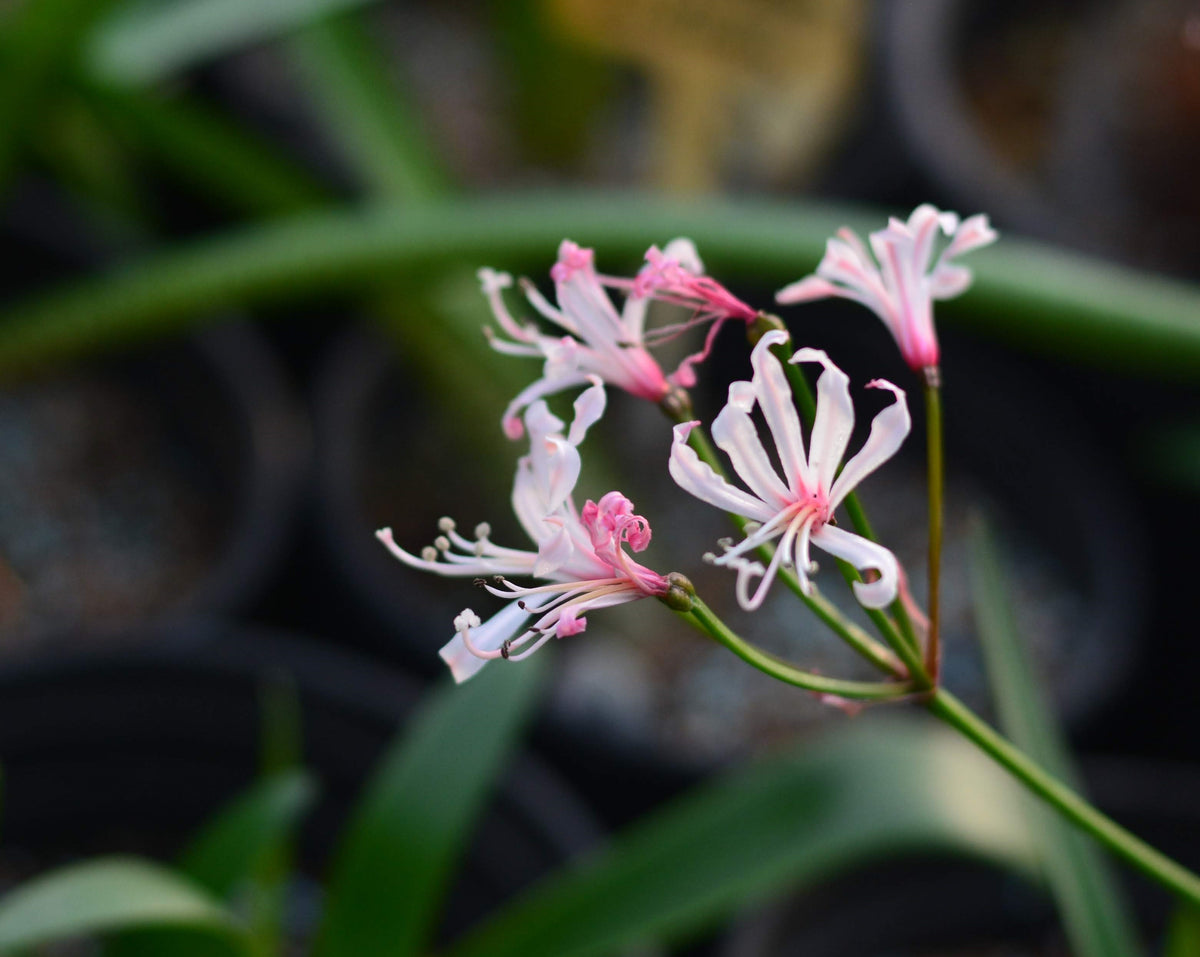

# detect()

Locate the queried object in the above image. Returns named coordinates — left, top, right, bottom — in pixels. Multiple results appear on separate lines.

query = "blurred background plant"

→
left=0, top=0, right=1199, bottom=953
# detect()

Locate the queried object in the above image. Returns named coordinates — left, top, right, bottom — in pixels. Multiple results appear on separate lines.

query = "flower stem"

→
left=687, top=596, right=915, bottom=700
left=924, top=373, right=944, bottom=679
left=927, top=688, right=1200, bottom=908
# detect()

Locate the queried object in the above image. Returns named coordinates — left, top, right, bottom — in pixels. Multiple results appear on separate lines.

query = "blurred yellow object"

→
left=549, top=0, right=867, bottom=192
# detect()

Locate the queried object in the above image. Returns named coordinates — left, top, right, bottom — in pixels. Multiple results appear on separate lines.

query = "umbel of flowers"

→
left=373, top=207, right=1200, bottom=916
left=380, top=208, right=993, bottom=687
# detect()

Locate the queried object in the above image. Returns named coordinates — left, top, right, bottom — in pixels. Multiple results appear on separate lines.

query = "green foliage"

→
left=314, top=659, right=546, bottom=957
left=970, top=516, right=1141, bottom=957
left=444, top=719, right=1040, bottom=957
left=0, top=858, right=247, bottom=955
left=86, top=0, right=382, bottom=85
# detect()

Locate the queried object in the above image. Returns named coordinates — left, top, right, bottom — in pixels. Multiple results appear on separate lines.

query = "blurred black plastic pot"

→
left=312, top=324, right=1144, bottom=793
left=0, top=319, right=307, bottom=648
left=0, top=620, right=605, bottom=943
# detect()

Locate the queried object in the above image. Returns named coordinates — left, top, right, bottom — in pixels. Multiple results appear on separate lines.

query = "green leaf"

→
left=1165, top=905, right=1200, bottom=957
left=442, top=719, right=1041, bottom=957
left=969, top=515, right=1141, bottom=957
left=0, top=0, right=121, bottom=194
left=86, top=0, right=383, bottom=86
left=177, top=770, right=317, bottom=899
left=314, top=657, right=546, bottom=957
left=81, top=84, right=329, bottom=217
left=0, top=857, right=247, bottom=954
left=4, top=196, right=1200, bottom=377
left=290, top=13, right=449, bottom=202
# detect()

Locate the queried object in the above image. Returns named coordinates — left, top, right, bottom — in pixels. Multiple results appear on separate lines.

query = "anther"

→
left=474, top=522, right=491, bottom=539
left=438, top=516, right=456, bottom=533
left=434, top=536, right=451, bottom=552
left=421, top=546, right=438, bottom=562
left=500, top=640, right=512, bottom=660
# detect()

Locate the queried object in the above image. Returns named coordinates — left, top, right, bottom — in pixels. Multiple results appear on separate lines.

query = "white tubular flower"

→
left=669, top=330, right=910, bottom=612
left=377, top=379, right=669, bottom=683
left=483, top=238, right=758, bottom=439
left=776, top=204, right=997, bottom=372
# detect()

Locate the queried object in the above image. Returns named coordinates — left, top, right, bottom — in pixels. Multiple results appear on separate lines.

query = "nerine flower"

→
left=775, top=204, right=997, bottom=372
left=483, top=238, right=756, bottom=438
left=377, top=380, right=670, bottom=682
left=669, top=330, right=910, bottom=612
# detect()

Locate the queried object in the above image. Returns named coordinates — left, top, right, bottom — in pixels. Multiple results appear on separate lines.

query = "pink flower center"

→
left=581, top=491, right=668, bottom=595
left=550, top=241, right=594, bottom=283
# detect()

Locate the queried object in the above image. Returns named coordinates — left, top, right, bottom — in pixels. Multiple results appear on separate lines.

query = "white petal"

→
left=940, top=213, right=997, bottom=261
left=749, top=331, right=812, bottom=494
left=661, top=236, right=704, bottom=274
left=775, top=275, right=841, bottom=304
left=500, top=372, right=589, bottom=440
left=790, top=347, right=854, bottom=494
left=534, top=518, right=575, bottom=576
left=567, top=377, right=607, bottom=447
left=668, top=422, right=775, bottom=523
left=439, top=602, right=532, bottom=683
left=811, top=524, right=899, bottom=609
left=828, top=379, right=910, bottom=510
left=711, top=389, right=792, bottom=511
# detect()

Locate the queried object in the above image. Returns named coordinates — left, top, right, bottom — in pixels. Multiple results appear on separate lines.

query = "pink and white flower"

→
left=483, top=238, right=756, bottom=438
left=775, top=205, right=997, bottom=371
left=669, top=330, right=910, bottom=612
left=377, top=380, right=670, bottom=682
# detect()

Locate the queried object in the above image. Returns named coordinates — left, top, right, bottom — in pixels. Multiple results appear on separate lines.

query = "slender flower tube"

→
left=377, top=380, right=670, bottom=682
left=669, top=330, right=910, bottom=612
left=483, top=238, right=757, bottom=438
left=775, top=204, right=997, bottom=372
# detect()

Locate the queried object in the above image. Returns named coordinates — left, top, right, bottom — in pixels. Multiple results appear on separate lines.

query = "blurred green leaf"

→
left=0, top=857, right=247, bottom=954
left=82, top=84, right=329, bottom=217
left=3, top=196, right=1200, bottom=378
left=290, top=13, right=448, bottom=202
left=443, top=719, right=1040, bottom=957
left=1165, top=905, right=1200, bottom=957
left=177, top=770, right=317, bottom=899
left=105, top=773, right=315, bottom=957
left=0, top=0, right=120, bottom=193
left=86, top=0, right=382, bottom=86
left=314, top=658, right=546, bottom=957
left=970, top=515, right=1141, bottom=957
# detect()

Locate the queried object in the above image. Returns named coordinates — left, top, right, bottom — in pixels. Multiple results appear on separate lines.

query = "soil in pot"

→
left=0, top=320, right=306, bottom=651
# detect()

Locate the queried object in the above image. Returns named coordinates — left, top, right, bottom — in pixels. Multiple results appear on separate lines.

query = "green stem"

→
left=687, top=597, right=914, bottom=701
left=924, top=374, right=944, bottom=678
left=928, top=688, right=1200, bottom=908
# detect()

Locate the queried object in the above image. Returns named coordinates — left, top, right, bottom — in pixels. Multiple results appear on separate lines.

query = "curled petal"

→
left=567, top=377, right=607, bottom=447
left=811, top=524, right=900, bottom=609
left=790, top=347, right=854, bottom=494
left=749, top=331, right=812, bottom=495
left=668, top=422, right=776, bottom=523
left=828, top=378, right=910, bottom=511
left=711, top=393, right=792, bottom=511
